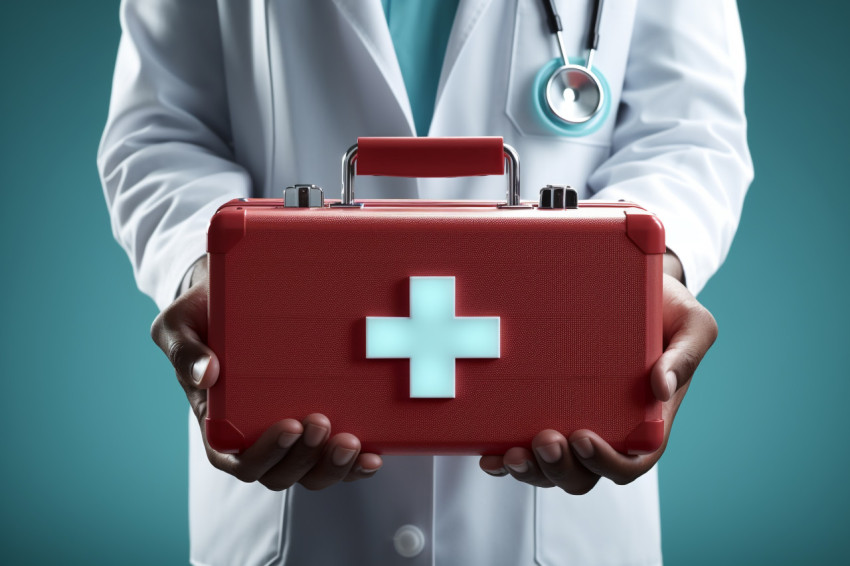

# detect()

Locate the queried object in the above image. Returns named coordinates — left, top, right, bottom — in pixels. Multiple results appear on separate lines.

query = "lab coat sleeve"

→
left=98, top=0, right=251, bottom=310
left=587, top=0, right=753, bottom=296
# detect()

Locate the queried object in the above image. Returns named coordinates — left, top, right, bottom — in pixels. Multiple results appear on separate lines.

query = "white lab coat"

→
left=99, top=1, right=752, bottom=564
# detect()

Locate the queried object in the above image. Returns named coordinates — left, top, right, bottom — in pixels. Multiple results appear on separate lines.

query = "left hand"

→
left=479, top=255, right=718, bottom=494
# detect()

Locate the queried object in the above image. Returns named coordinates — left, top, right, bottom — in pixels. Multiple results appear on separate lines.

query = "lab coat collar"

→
left=434, top=0, right=494, bottom=125
left=330, top=0, right=494, bottom=138
left=330, top=0, right=416, bottom=135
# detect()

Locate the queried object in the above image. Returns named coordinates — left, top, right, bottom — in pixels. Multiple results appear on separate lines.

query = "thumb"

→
left=652, top=277, right=719, bottom=402
left=181, top=344, right=220, bottom=390
left=151, top=286, right=220, bottom=391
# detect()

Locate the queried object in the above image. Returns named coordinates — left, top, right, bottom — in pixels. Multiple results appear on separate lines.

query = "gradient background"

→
left=1, top=1, right=847, bottom=564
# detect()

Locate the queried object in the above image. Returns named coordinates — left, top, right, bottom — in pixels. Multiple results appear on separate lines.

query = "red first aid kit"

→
left=206, top=137, right=664, bottom=456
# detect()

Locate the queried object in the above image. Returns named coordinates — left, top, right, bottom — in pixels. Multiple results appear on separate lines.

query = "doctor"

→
left=100, top=0, right=751, bottom=564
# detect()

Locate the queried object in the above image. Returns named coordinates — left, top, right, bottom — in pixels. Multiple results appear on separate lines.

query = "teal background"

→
left=0, top=1, right=847, bottom=564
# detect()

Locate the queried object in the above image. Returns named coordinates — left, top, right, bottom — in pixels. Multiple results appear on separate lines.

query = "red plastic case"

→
left=206, top=138, right=664, bottom=455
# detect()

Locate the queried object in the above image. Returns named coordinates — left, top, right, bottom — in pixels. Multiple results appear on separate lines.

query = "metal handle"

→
left=337, top=137, right=522, bottom=207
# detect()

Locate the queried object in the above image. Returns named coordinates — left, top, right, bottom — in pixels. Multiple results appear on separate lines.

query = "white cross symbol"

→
left=366, top=276, right=500, bottom=398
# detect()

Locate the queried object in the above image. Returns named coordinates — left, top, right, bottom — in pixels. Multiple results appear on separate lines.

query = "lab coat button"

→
left=393, top=525, right=426, bottom=558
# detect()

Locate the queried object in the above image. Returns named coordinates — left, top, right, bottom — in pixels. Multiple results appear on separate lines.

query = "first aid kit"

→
left=206, top=137, right=664, bottom=456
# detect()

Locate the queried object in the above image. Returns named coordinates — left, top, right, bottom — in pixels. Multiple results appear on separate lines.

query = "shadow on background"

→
left=0, top=2, right=847, bottom=564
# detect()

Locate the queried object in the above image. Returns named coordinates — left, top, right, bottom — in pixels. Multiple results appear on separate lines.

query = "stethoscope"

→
left=533, top=0, right=610, bottom=136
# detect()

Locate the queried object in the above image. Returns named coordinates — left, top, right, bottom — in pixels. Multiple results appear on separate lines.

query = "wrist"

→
left=178, top=256, right=208, bottom=297
left=663, top=249, right=685, bottom=285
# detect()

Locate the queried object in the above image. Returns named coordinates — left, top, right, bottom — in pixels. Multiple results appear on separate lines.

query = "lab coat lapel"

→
left=432, top=0, right=495, bottom=121
left=330, top=0, right=416, bottom=135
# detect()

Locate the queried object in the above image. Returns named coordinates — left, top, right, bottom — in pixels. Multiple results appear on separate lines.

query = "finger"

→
left=568, top=430, right=655, bottom=486
left=479, top=455, right=509, bottom=477
left=503, top=447, right=555, bottom=488
left=344, top=453, right=384, bottom=482
left=531, top=430, right=600, bottom=495
left=258, top=413, right=331, bottom=491
left=652, top=276, right=719, bottom=402
left=298, top=433, right=361, bottom=491
left=207, top=419, right=303, bottom=483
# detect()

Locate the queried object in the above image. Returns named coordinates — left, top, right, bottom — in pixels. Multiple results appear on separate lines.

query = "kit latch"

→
left=538, top=185, right=578, bottom=209
left=284, top=184, right=324, bottom=208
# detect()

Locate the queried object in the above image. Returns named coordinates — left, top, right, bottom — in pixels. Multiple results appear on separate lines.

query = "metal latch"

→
left=538, top=185, right=577, bottom=209
left=284, top=184, right=324, bottom=208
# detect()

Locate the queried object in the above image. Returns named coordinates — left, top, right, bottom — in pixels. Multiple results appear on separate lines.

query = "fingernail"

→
left=277, top=432, right=300, bottom=449
left=665, top=370, right=678, bottom=400
left=303, top=423, right=328, bottom=448
left=332, top=445, right=357, bottom=467
left=192, top=356, right=210, bottom=385
left=534, top=442, right=562, bottom=464
left=356, top=466, right=379, bottom=475
left=506, top=461, right=529, bottom=474
left=484, top=467, right=507, bottom=476
left=572, top=437, right=594, bottom=459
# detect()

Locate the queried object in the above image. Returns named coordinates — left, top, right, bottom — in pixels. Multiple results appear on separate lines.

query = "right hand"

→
left=151, top=257, right=383, bottom=491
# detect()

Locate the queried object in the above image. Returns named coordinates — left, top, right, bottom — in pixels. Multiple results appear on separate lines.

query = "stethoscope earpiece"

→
left=538, top=0, right=607, bottom=133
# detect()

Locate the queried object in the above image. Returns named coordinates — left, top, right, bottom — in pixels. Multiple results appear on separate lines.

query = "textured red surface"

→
left=357, top=137, right=505, bottom=177
left=207, top=201, right=664, bottom=455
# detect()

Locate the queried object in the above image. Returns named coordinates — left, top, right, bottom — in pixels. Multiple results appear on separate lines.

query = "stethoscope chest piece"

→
left=545, top=63, right=603, bottom=124
left=537, top=0, right=608, bottom=134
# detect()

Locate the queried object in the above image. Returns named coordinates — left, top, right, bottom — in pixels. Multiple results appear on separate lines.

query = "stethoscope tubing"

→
left=539, top=0, right=606, bottom=125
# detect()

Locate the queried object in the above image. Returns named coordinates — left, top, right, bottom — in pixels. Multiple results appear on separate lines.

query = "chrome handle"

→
left=335, top=142, right=523, bottom=207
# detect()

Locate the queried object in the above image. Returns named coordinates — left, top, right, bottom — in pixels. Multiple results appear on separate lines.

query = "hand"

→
left=151, top=257, right=383, bottom=491
left=479, top=254, right=718, bottom=494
